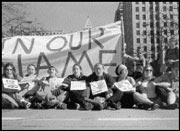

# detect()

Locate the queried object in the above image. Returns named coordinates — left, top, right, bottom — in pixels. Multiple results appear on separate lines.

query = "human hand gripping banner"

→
left=2, top=21, right=122, bottom=78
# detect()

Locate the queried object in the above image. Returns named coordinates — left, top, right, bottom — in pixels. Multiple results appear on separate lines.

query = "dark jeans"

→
left=108, top=88, right=134, bottom=108
left=69, top=87, right=90, bottom=107
left=155, top=86, right=168, bottom=103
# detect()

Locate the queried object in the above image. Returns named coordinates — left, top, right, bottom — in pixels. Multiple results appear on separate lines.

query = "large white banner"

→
left=2, top=21, right=122, bottom=78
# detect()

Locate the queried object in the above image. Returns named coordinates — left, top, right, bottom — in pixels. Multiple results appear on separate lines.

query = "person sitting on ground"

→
left=18, top=64, right=39, bottom=108
left=133, top=65, right=161, bottom=110
left=85, top=63, right=115, bottom=110
left=105, top=64, right=136, bottom=110
left=31, top=66, right=68, bottom=109
left=2, top=63, right=25, bottom=109
left=52, top=64, right=93, bottom=110
left=154, top=62, right=179, bottom=109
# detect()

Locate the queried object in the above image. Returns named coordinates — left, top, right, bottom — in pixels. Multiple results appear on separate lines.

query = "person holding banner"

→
left=2, top=63, right=25, bottom=109
left=105, top=64, right=136, bottom=109
left=85, top=63, right=115, bottom=110
left=52, top=64, right=93, bottom=110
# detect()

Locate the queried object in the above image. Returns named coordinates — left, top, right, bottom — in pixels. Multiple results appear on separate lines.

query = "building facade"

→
left=121, top=2, right=179, bottom=62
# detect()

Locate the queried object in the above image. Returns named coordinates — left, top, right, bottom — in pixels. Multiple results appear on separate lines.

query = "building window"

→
left=156, top=30, right=160, bottom=35
left=150, top=30, right=154, bottom=35
left=150, top=22, right=154, bottom=27
left=163, top=2, right=166, bottom=4
left=170, top=6, right=173, bottom=11
left=164, top=30, right=167, bottom=35
left=170, top=22, right=174, bottom=27
left=136, top=2, right=139, bottom=4
left=164, top=22, right=167, bottom=27
left=171, top=30, right=174, bottom=35
left=143, top=22, right=147, bottom=27
left=143, top=38, right=147, bottom=43
left=136, top=23, right=140, bottom=28
left=136, top=7, right=139, bottom=12
left=156, top=22, right=160, bottom=27
left=136, top=15, right=140, bottom=20
left=156, top=14, right=159, bottom=20
left=143, top=15, right=146, bottom=20
left=142, top=2, right=146, bottom=5
left=170, top=14, right=173, bottom=19
left=136, top=30, right=140, bottom=35
left=155, top=6, right=159, bottom=11
left=163, top=6, right=166, bottom=11
left=163, top=14, right=167, bottom=19
left=151, top=37, right=154, bottom=43
left=164, top=38, right=168, bottom=43
left=137, top=38, right=140, bottom=43
left=156, top=38, right=160, bottom=43
left=142, top=7, right=146, bottom=12
left=144, top=46, right=147, bottom=51
left=150, top=14, right=153, bottom=19
left=143, top=30, right=147, bottom=35
left=150, top=6, right=153, bottom=11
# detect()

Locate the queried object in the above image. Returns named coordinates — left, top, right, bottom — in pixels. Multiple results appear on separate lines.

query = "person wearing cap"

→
left=105, top=64, right=136, bottom=109
left=85, top=63, right=115, bottom=110
left=154, top=62, right=179, bottom=109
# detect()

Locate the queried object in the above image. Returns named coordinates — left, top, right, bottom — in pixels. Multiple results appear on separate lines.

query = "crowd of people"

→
left=2, top=60, right=179, bottom=111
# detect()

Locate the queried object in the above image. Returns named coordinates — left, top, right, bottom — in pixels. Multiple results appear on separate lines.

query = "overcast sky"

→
left=27, top=2, right=119, bottom=32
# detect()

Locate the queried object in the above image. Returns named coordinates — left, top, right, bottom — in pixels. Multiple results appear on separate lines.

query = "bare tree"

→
left=2, top=2, right=44, bottom=37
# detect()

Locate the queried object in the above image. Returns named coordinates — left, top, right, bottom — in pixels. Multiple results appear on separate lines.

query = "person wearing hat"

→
left=105, top=64, right=136, bottom=109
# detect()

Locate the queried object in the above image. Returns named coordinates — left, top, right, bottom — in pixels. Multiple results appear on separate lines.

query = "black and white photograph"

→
left=2, top=2, right=179, bottom=130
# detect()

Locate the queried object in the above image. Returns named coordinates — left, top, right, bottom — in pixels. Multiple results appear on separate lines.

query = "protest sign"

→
left=90, top=80, right=108, bottom=95
left=114, top=79, right=135, bottom=92
left=2, top=78, right=21, bottom=92
left=70, top=81, right=86, bottom=90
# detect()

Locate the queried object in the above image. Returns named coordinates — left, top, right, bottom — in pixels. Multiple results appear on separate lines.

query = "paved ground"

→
left=2, top=108, right=179, bottom=130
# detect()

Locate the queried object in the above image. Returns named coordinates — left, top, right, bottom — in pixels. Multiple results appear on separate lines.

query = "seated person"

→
left=154, top=62, right=179, bottom=109
left=52, top=64, right=93, bottom=110
left=18, top=64, right=39, bottom=107
left=85, top=63, right=115, bottom=110
left=105, top=64, right=136, bottom=110
left=2, top=63, right=24, bottom=109
left=133, top=65, right=161, bottom=110
left=31, top=66, right=68, bottom=109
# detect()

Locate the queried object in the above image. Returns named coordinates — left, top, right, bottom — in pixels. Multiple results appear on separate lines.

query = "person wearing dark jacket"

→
left=56, top=64, right=93, bottom=110
left=85, top=63, right=115, bottom=110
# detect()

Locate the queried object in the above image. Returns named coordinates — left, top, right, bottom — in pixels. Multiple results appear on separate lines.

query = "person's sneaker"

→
left=75, top=103, right=81, bottom=110
left=56, top=103, right=67, bottom=110
left=165, top=103, right=178, bottom=110
left=83, top=102, right=93, bottom=110
left=148, top=103, right=159, bottom=110
left=111, top=101, right=121, bottom=110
